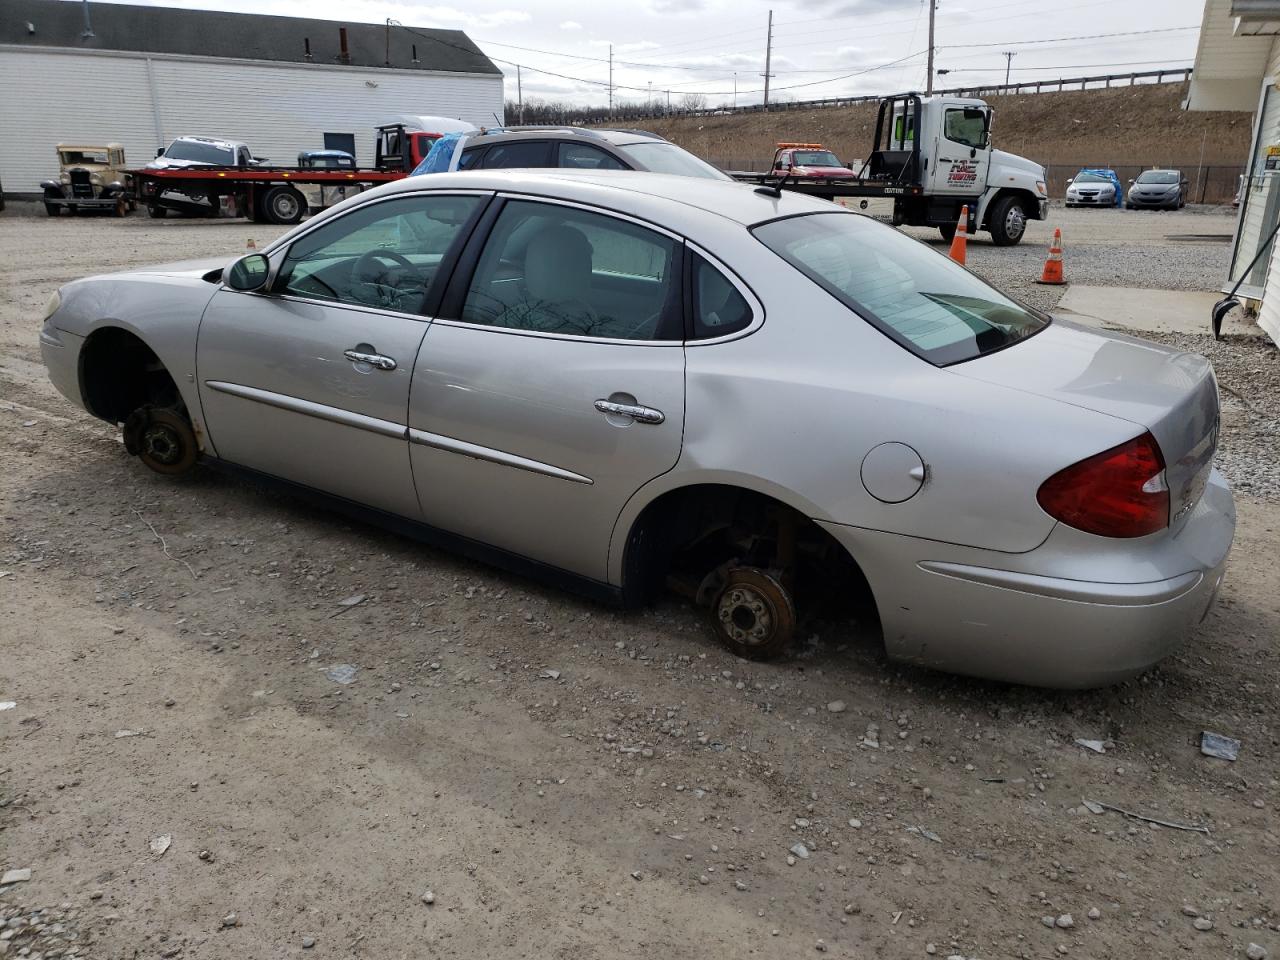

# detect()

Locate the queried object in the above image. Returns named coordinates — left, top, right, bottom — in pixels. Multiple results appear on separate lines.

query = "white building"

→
left=0, top=0, right=505, bottom=194
left=1187, top=0, right=1280, bottom=343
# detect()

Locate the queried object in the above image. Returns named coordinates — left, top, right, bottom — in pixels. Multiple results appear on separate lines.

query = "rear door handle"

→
left=594, top=399, right=665, bottom=424
left=344, top=349, right=397, bottom=371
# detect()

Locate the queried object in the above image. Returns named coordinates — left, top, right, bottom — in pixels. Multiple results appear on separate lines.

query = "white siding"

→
left=0, top=47, right=504, bottom=192
left=1261, top=233, right=1280, bottom=346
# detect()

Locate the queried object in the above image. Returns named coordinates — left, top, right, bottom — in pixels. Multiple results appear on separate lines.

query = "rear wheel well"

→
left=621, top=484, right=880, bottom=629
left=79, top=327, right=184, bottom=425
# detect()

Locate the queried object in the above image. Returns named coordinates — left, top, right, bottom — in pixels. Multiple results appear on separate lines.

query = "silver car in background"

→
left=38, top=170, right=1234, bottom=688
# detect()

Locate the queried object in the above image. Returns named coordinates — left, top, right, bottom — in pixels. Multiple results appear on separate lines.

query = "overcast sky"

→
left=111, top=0, right=1207, bottom=107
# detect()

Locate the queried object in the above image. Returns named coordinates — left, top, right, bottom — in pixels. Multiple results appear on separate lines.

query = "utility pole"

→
left=1002, top=50, right=1015, bottom=86
left=734, top=72, right=738, bottom=108
left=608, top=44, right=614, bottom=120
left=762, top=10, right=774, bottom=111
left=80, top=0, right=95, bottom=38
left=925, top=0, right=936, bottom=94
left=517, top=65, right=524, bottom=124
left=648, top=80, right=653, bottom=112
left=666, top=89, right=671, bottom=115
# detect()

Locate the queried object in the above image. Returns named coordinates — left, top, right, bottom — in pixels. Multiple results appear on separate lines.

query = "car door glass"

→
left=277, top=194, right=482, bottom=313
left=691, top=255, right=753, bottom=339
left=458, top=146, right=486, bottom=169
left=460, top=199, right=681, bottom=340
left=557, top=142, right=628, bottom=170
left=943, top=109, right=987, bottom=148
left=481, top=141, right=551, bottom=169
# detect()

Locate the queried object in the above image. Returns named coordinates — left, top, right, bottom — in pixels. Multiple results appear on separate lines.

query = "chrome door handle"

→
left=344, top=349, right=396, bottom=371
left=594, top=399, right=665, bottom=425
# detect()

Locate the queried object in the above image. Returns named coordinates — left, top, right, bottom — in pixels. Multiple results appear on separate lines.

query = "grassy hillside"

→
left=632, top=82, right=1252, bottom=177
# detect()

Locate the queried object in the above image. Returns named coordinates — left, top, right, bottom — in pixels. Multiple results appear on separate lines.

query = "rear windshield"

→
left=1136, top=170, right=1178, bottom=184
left=753, top=212, right=1048, bottom=365
left=165, top=141, right=235, bottom=164
left=614, top=142, right=729, bottom=180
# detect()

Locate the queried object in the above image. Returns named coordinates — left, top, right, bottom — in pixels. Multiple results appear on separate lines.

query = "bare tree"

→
left=678, top=92, right=708, bottom=112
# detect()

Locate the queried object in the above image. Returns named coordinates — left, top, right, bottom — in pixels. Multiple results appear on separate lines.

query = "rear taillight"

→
left=1037, top=432, right=1169, bottom=538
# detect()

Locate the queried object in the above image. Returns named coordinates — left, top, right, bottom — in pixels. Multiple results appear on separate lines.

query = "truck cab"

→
left=872, top=94, right=1048, bottom=245
left=376, top=115, right=478, bottom=172
left=770, top=143, right=856, bottom=179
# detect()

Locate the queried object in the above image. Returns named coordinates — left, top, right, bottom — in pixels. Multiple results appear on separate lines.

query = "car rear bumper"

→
left=817, top=469, right=1235, bottom=688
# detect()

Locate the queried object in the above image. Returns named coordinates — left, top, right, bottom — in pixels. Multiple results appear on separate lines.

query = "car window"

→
left=460, top=199, right=682, bottom=341
left=1074, top=172, right=1110, bottom=183
left=943, top=109, right=987, bottom=149
left=165, top=141, right=234, bottom=164
left=276, top=195, right=482, bottom=313
left=458, top=146, right=485, bottom=170
left=557, top=142, right=629, bottom=170
left=691, top=255, right=753, bottom=339
left=1136, top=171, right=1179, bottom=184
left=754, top=212, right=1047, bottom=365
left=612, top=142, right=729, bottom=180
left=481, top=141, right=552, bottom=169
left=791, top=151, right=841, bottom=166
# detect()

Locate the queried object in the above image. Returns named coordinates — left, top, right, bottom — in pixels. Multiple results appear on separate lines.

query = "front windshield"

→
left=615, top=142, right=729, bottom=180
left=792, top=151, right=842, bottom=167
left=753, top=212, right=1048, bottom=365
left=164, top=141, right=235, bottom=164
left=61, top=150, right=109, bottom=165
left=1137, top=170, right=1178, bottom=184
left=1074, top=172, right=1111, bottom=183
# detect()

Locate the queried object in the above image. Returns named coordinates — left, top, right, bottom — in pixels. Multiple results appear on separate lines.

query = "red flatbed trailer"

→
left=131, top=165, right=410, bottom=224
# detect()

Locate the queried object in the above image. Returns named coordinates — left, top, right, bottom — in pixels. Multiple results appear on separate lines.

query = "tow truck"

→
left=730, top=93, right=1049, bottom=245
left=131, top=116, right=475, bottom=224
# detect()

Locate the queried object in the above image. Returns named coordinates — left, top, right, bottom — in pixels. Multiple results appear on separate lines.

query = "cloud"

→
left=648, top=0, right=708, bottom=13
left=559, top=20, right=583, bottom=30
left=407, top=5, right=532, bottom=28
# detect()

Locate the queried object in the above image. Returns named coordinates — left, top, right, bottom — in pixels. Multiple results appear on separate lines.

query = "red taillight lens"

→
left=1037, top=432, right=1169, bottom=538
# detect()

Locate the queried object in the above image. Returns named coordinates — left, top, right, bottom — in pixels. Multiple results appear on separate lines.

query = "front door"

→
left=407, top=197, right=687, bottom=583
left=197, top=191, right=487, bottom=518
left=931, top=103, right=991, bottom=197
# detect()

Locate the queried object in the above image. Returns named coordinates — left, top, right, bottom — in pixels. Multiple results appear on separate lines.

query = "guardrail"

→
left=558, top=67, right=1193, bottom=125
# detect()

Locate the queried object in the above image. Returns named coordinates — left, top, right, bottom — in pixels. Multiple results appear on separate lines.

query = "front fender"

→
left=41, top=182, right=65, bottom=198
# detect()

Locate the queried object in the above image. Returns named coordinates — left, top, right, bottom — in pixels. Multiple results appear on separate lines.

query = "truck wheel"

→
left=987, top=196, right=1027, bottom=246
left=262, top=186, right=305, bottom=225
left=148, top=204, right=167, bottom=219
left=44, top=202, right=60, bottom=217
left=938, top=224, right=956, bottom=243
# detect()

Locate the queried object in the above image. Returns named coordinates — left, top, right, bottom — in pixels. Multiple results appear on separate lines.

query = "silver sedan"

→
left=38, top=170, right=1234, bottom=687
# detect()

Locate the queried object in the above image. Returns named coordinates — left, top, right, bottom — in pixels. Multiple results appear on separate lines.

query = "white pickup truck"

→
left=732, top=93, right=1049, bottom=246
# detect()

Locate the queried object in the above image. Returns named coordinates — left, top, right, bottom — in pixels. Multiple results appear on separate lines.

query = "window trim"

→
left=435, top=193, right=688, bottom=347
left=237, top=190, right=494, bottom=321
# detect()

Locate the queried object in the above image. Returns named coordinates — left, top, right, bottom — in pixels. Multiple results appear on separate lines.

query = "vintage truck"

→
left=731, top=94, right=1049, bottom=246
left=40, top=143, right=135, bottom=216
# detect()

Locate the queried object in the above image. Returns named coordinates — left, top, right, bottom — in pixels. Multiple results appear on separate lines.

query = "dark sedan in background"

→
left=1126, top=169, right=1188, bottom=210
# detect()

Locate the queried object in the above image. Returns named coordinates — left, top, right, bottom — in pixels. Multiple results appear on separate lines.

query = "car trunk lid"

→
left=951, top=318, right=1219, bottom=532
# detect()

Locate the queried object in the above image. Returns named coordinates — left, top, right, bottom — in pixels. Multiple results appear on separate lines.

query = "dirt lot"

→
left=2, top=206, right=1279, bottom=960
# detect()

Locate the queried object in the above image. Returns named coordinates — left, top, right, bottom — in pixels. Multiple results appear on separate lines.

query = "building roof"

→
left=2, top=0, right=503, bottom=75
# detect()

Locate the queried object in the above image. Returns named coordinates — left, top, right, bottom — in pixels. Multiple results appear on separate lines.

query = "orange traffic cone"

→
left=1034, top=228, right=1066, bottom=285
left=948, top=205, right=969, bottom=265
left=245, top=238, right=257, bottom=250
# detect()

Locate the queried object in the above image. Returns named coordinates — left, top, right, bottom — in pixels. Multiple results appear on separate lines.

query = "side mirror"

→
left=156, top=147, right=164, bottom=157
left=1128, top=179, right=1135, bottom=184
left=1066, top=178, right=1074, bottom=184
left=226, top=253, right=271, bottom=292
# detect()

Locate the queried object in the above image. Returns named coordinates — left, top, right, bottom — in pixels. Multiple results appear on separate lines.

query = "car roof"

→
left=372, top=168, right=837, bottom=227
left=464, top=127, right=668, bottom=148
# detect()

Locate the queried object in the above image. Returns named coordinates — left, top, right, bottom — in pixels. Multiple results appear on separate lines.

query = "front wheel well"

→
left=79, top=327, right=184, bottom=425
left=621, top=483, right=880, bottom=630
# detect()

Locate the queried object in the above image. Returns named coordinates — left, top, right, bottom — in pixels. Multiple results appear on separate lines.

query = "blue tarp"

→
left=1077, top=167, right=1123, bottom=206
left=411, top=132, right=468, bottom=175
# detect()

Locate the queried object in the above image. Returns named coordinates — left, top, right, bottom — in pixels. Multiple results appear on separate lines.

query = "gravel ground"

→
left=2, top=204, right=1279, bottom=960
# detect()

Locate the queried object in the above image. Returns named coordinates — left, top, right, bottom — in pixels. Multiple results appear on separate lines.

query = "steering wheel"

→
left=352, top=249, right=414, bottom=283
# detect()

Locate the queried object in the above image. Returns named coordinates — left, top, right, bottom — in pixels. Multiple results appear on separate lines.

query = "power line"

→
left=946, top=25, right=1199, bottom=49
left=940, top=57, right=1194, bottom=73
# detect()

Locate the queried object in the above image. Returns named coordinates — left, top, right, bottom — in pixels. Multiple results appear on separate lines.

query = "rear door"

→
left=406, top=196, right=686, bottom=582
left=479, top=140, right=553, bottom=169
